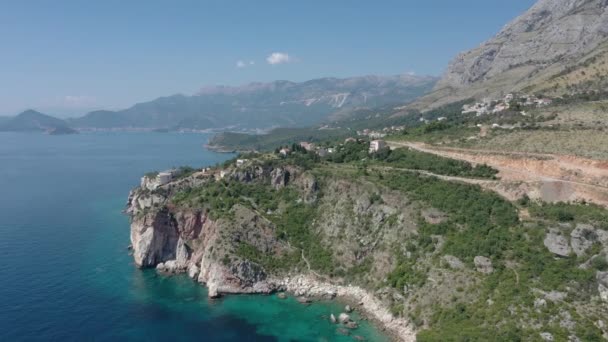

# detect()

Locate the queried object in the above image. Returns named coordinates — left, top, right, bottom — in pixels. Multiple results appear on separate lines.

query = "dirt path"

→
left=387, top=140, right=608, bottom=207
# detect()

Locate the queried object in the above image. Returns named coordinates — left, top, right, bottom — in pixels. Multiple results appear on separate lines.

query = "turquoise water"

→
left=0, top=132, right=387, bottom=341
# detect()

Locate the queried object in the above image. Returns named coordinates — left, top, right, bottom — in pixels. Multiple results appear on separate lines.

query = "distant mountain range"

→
left=0, top=74, right=437, bottom=133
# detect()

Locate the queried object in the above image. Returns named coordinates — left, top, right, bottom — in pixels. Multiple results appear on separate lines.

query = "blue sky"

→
left=0, top=0, right=536, bottom=117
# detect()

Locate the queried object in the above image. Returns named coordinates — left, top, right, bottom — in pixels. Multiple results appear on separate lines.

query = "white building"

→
left=279, top=147, right=291, bottom=156
left=157, top=172, right=173, bottom=185
left=369, top=140, right=387, bottom=153
left=141, top=169, right=179, bottom=190
left=236, top=159, right=248, bottom=167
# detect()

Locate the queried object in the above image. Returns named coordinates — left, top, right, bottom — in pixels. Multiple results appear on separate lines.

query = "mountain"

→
left=70, top=74, right=437, bottom=130
left=0, top=110, right=71, bottom=132
left=419, top=0, right=608, bottom=108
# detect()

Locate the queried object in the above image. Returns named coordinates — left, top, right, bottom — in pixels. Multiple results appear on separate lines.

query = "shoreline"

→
left=276, top=274, right=417, bottom=342
left=204, top=143, right=256, bottom=154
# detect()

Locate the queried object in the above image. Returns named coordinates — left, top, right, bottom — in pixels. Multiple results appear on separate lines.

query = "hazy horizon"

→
left=0, top=0, right=535, bottom=117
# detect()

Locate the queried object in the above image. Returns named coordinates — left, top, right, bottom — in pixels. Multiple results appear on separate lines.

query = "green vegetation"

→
left=209, top=128, right=351, bottom=152
left=377, top=171, right=517, bottom=262
left=370, top=171, right=603, bottom=340
left=144, top=171, right=159, bottom=178
left=383, top=148, right=498, bottom=178
left=295, top=139, right=498, bottom=179
left=528, top=202, right=608, bottom=229
left=173, top=178, right=333, bottom=273
left=172, top=180, right=289, bottom=218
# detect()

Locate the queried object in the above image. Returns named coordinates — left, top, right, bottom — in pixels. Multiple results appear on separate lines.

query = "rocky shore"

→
left=277, top=275, right=417, bottom=342
left=126, top=161, right=418, bottom=341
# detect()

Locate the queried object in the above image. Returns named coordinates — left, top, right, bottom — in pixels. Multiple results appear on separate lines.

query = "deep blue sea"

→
left=0, top=132, right=387, bottom=342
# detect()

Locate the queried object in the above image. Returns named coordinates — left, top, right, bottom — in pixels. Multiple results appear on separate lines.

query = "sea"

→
left=0, top=132, right=388, bottom=342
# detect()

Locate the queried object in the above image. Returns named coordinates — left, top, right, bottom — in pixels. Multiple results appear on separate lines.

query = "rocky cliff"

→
left=419, top=0, right=608, bottom=108
left=441, top=0, right=608, bottom=88
left=126, top=165, right=298, bottom=297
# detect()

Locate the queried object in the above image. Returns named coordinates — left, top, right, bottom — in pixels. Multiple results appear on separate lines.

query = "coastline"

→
left=277, top=274, right=417, bottom=342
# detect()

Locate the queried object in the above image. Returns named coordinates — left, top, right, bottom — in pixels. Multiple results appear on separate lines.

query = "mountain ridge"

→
left=69, top=74, right=437, bottom=130
left=413, top=0, right=608, bottom=109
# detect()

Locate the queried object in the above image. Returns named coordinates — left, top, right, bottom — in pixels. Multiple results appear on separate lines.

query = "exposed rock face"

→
left=126, top=165, right=306, bottom=298
left=443, top=255, right=465, bottom=270
left=544, top=228, right=572, bottom=257
left=598, top=271, right=608, bottom=301
left=474, top=256, right=494, bottom=274
left=270, top=167, right=290, bottom=189
left=570, top=224, right=598, bottom=256
left=439, top=0, right=608, bottom=90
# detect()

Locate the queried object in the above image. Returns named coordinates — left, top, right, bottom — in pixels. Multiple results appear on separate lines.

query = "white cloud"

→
left=406, top=71, right=417, bottom=76
left=266, top=52, right=291, bottom=65
left=236, top=60, right=255, bottom=68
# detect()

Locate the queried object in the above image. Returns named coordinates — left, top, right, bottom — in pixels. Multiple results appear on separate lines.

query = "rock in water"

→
left=345, top=321, right=359, bottom=329
left=345, top=305, right=353, bottom=313
left=277, top=292, right=287, bottom=299
left=297, top=296, right=312, bottom=304
left=330, top=314, right=337, bottom=324
left=338, top=313, right=351, bottom=324
left=208, top=284, right=220, bottom=299
left=336, top=328, right=351, bottom=336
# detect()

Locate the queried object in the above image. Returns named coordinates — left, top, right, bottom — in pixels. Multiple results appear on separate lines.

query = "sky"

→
left=0, top=0, right=536, bottom=117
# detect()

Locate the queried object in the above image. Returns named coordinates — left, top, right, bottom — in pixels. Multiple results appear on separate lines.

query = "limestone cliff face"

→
left=126, top=165, right=295, bottom=297
left=439, top=0, right=608, bottom=90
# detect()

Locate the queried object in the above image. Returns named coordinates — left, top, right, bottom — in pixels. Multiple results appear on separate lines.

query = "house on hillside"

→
left=369, top=140, right=387, bottom=153
left=299, top=142, right=315, bottom=151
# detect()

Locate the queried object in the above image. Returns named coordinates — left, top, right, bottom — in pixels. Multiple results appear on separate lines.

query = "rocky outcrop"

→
left=279, top=275, right=417, bottom=342
left=439, top=0, right=608, bottom=90
left=443, top=255, right=465, bottom=270
left=126, top=164, right=309, bottom=298
left=570, top=224, right=598, bottom=256
left=544, top=228, right=572, bottom=257
left=598, top=271, right=608, bottom=301
left=474, top=256, right=494, bottom=274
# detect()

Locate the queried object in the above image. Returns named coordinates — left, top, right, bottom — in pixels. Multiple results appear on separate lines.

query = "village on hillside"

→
left=461, top=93, right=553, bottom=116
